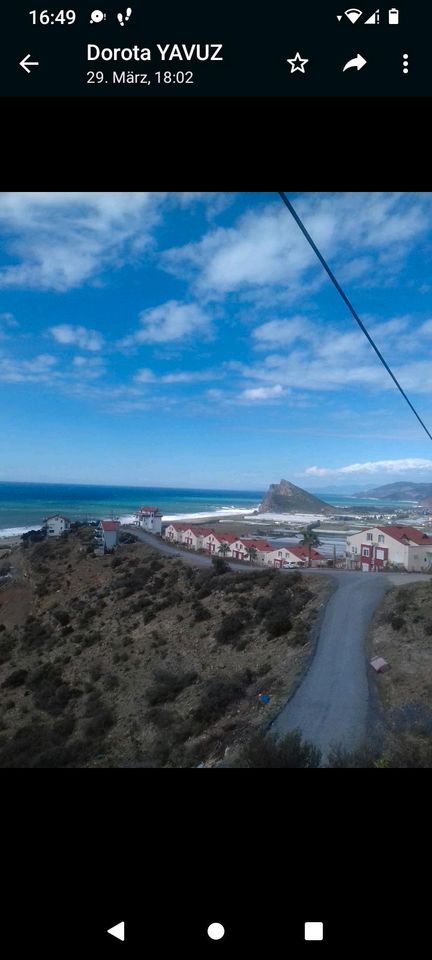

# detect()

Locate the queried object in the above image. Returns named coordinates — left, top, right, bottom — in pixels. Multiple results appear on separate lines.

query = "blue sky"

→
left=2, top=191, right=432, bottom=491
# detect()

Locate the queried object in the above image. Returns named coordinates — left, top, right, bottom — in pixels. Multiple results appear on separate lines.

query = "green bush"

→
left=146, top=669, right=198, bottom=706
left=146, top=706, right=177, bottom=728
left=265, top=610, right=292, bottom=638
left=214, top=612, right=250, bottom=648
left=211, top=557, right=231, bottom=575
left=2, top=668, right=28, bottom=689
left=192, top=602, right=211, bottom=623
left=52, top=609, right=70, bottom=626
left=83, top=707, right=115, bottom=738
left=28, top=663, right=75, bottom=715
left=193, top=676, right=247, bottom=727
left=230, top=730, right=321, bottom=768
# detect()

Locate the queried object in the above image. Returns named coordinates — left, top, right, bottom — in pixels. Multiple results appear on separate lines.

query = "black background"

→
left=0, top=1, right=428, bottom=98
left=3, top=772, right=428, bottom=953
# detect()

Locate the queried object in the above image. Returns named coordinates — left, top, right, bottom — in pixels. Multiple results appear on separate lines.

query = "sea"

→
left=0, top=481, right=421, bottom=539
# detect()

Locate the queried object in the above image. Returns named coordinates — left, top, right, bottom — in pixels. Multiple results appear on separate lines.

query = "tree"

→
left=217, top=541, right=230, bottom=557
left=299, top=525, right=321, bottom=568
left=245, top=545, right=258, bottom=563
left=211, top=556, right=230, bottom=575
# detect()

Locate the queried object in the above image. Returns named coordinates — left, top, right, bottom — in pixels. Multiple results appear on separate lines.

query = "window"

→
left=352, top=547, right=358, bottom=554
left=278, top=551, right=282, bottom=557
left=362, top=547, right=369, bottom=557
left=367, top=533, right=373, bottom=541
left=378, top=535, right=384, bottom=544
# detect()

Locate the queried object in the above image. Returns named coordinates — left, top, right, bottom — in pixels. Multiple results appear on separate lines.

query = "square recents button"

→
left=305, top=922, right=324, bottom=941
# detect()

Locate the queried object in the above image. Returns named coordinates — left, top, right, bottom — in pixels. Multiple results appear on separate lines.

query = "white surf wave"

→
left=0, top=525, right=42, bottom=539
left=158, top=507, right=259, bottom=523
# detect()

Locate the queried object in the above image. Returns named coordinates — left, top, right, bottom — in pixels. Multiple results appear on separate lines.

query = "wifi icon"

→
left=336, top=8, right=363, bottom=22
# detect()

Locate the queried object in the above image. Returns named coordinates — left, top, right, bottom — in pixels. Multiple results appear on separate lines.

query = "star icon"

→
left=286, top=52, right=309, bottom=74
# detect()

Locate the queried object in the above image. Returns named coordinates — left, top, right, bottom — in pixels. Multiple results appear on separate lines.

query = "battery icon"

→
left=389, top=8, right=399, bottom=23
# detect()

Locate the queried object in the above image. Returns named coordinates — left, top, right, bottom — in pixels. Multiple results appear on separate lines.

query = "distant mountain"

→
left=259, top=479, right=335, bottom=515
left=355, top=481, right=432, bottom=500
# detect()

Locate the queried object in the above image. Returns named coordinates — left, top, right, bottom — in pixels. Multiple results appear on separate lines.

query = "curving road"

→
left=270, top=568, right=430, bottom=758
left=123, top=528, right=430, bottom=757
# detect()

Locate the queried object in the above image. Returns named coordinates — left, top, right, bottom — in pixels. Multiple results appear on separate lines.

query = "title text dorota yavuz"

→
left=87, top=44, right=224, bottom=62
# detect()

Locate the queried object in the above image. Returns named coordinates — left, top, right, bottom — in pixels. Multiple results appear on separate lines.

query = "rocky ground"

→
left=0, top=527, right=328, bottom=768
left=368, top=581, right=432, bottom=737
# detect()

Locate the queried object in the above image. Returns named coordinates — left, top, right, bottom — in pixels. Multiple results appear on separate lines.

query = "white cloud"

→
left=72, top=356, right=105, bottom=378
left=0, top=312, right=19, bottom=340
left=0, top=353, right=57, bottom=383
left=240, top=384, right=285, bottom=401
left=0, top=312, right=18, bottom=327
left=0, top=192, right=233, bottom=292
left=163, top=193, right=431, bottom=300
left=0, top=192, right=170, bottom=291
left=305, top=458, right=432, bottom=477
left=134, top=366, right=225, bottom=385
left=162, top=370, right=220, bottom=383
left=49, top=324, right=104, bottom=351
left=120, top=300, right=211, bottom=346
left=134, top=368, right=156, bottom=383
left=252, top=316, right=313, bottom=347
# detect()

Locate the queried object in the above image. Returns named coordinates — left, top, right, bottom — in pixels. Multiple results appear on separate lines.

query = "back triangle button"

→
left=107, top=922, right=125, bottom=942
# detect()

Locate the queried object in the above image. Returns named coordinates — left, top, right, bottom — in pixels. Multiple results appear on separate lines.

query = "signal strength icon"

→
left=365, top=8, right=379, bottom=23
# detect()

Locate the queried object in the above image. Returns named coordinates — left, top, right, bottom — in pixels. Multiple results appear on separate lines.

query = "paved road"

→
left=123, top=528, right=430, bottom=757
left=270, top=568, right=430, bottom=758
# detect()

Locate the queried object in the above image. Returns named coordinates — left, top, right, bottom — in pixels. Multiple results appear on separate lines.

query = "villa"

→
left=136, top=506, right=163, bottom=534
left=346, top=525, right=432, bottom=572
left=161, top=524, right=327, bottom=567
left=229, top=538, right=274, bottom=562
left=43, top=515, right=71, bottom=538
left=95, top=520, right=120, bottom=553
left=264, top=544, right=326, bottom=568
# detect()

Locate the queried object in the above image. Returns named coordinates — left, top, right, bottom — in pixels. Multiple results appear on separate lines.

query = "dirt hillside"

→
left=0, top=527, right=328, bottom=767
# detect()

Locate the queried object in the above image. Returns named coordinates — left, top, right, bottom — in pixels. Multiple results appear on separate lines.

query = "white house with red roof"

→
left=213, top=532, right=238, bottom=556
left=230, top=538, right=274, bottom=562
left=264, top=544, right=326, bottom=568
left=200, top=529, right=223, bottom=554
left=346, top=525, right=432, bottom=572
left=136, top=506, right=163, bottom=534
left=43, top=514, right=71, bottom=538
left=97, top=520, right=120, bottom=552
left=164, top=523, right=191, bottom=543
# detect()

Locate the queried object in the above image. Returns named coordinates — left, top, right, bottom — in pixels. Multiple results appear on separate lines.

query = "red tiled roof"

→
left=375, top=525, right=432, bottom=546
left=138, top=506, right=161, bottom=513
left=215, top=533, right=238, bottom=544
left=101, top=521, right=120, bottom=531
left=239, top=538, right=274, bottom=551
left=287, top=545, right=326, bottom=560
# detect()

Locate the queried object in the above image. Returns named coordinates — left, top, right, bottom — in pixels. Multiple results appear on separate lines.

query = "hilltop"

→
left=356, top=481, right=432, bottom=501
left=259, top=479, right=335, bottom=516
left=0, top=526, right=327, bottom=767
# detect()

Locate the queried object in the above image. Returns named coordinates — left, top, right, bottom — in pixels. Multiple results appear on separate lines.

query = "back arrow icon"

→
left=20, top=54, right=40, bottom=74
left=343, top=53, right=367, bottom=72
